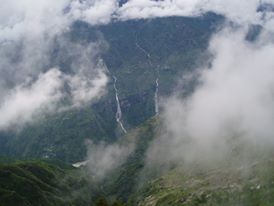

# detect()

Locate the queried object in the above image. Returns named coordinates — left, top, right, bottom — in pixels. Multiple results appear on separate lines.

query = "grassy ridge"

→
left=2, top=118, right=274, bottom=206
left=132, top=156, right=274, bottom=206
left=0, top=160, right=100, bottom=206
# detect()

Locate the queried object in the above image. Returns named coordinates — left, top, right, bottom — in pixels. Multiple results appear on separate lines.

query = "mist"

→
left=86, top=138, right=136, bottom=180
left=144, top=25, right=274, bottom=175
left=2, top=0, right=273, bottom=130
left=2, top=0, right=274, bottom=184
left=0, top=0, right=111, bottom=130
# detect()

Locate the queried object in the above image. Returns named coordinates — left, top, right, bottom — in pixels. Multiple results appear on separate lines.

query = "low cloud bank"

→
left=144, top=26, right=274, bottom=172
left=0, top=0, right=110, bottom=130
left=2, top=0, right=274, bottom=178
left=1, top=0, right=273, bottom=130
left=86, top=139, right=135, bottom=180
left=0, top=39, right=108, bottom=130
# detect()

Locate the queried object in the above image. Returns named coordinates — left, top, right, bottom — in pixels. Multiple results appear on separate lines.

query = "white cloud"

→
left=0, top=0, right=111, bottom=130
left=86, top=139, right=135, bottom=180
left=0, top=69, right=63, bottom=129
left=0, top=0, right=70, bottom=42
left=145, top=27, right=274, bottom=170
left=117, top=0, right=204, bottom=20
left=70, top=0, right=118, bottom=25
left=0, top=39, right=108, bottom=130
left=1, top=0, right=274, bottom=158
left=68, top=68, right=108, bottom=107
left=1, top=0, right=272, bottom=34
left=0, top=65, right=108, bottom=130
left=116, top=0, right=274, bottom=27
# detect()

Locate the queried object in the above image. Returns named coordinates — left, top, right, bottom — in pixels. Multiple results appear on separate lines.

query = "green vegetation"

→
left=0, top=106, right=117, bottom=163
left=5, top=13, right=272, bottom=206
left=0, top=160, right=100, bottom=206
left=0, top=117, right=159, bottom=206
left=132, top=156, right=274, bottom=206
left=0, top=14, right=223, bottom=163
left=102, top=118, right=159, bottom=201
left=2, top=117, right=274, bottom=206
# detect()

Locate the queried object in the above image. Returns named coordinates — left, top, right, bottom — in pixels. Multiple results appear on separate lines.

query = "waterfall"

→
left=154, top=78, right=159, bottom=115
left=113, top=76, right=127, bottom=134
left=136, top=40, right=160, bottom=116
left=136, top=42, right=151, bottom=58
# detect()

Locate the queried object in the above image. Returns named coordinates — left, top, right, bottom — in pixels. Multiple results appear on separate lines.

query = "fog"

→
left=0, top=0, right=110, bottom=130
left=1, top=0, right=272, bottom=129
left=86, top=138, right=135, bottom=180
left=1, top=0, right=274, bottom=181
left=144, top=25, right=274, bottom=173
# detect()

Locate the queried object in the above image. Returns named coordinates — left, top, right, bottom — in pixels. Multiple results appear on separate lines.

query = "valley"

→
left=1, top=1, right=274, bottom=206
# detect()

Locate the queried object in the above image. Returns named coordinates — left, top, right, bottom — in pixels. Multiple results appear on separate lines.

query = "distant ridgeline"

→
left=0, top=13, right=223, bottom=163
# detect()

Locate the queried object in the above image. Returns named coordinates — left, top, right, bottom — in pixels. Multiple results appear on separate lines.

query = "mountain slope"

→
left=0, top=160, right=100, bottom=206
left=134, top=160, right=274, bottom=206
left=2, top=118, right=274, bottom=206
left=0, top=13, right=223, bottom=163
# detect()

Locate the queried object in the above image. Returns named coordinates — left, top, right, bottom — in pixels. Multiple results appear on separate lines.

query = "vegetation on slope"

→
left=0, top=160, right=100, bottom=206
left=132, top=155, right=274, bottom=206
left=2, top=118, right=274, bottom=206
left=0, top=14, right=223, bottom=163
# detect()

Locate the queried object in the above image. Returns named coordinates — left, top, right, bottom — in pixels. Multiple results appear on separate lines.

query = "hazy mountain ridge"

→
left=2, top=116, right=274, bottom=206
left=0, top=160, right=100, bottom=206
left=0, top=13, right=223, bottom=162
left=2, top=1, right=274, bottom=205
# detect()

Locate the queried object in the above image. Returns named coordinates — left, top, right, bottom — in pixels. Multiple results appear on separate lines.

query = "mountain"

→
left=2, top=1, right=274, bottom=205
left=0, top=13, right=223, bottom=163
left=0, top=114, right=159, bottom=206
left=2, top=117, right=274, bottom=206
left=133, top=159, right=274, bottom=206
left=0, top=160, right=100, bottom=206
